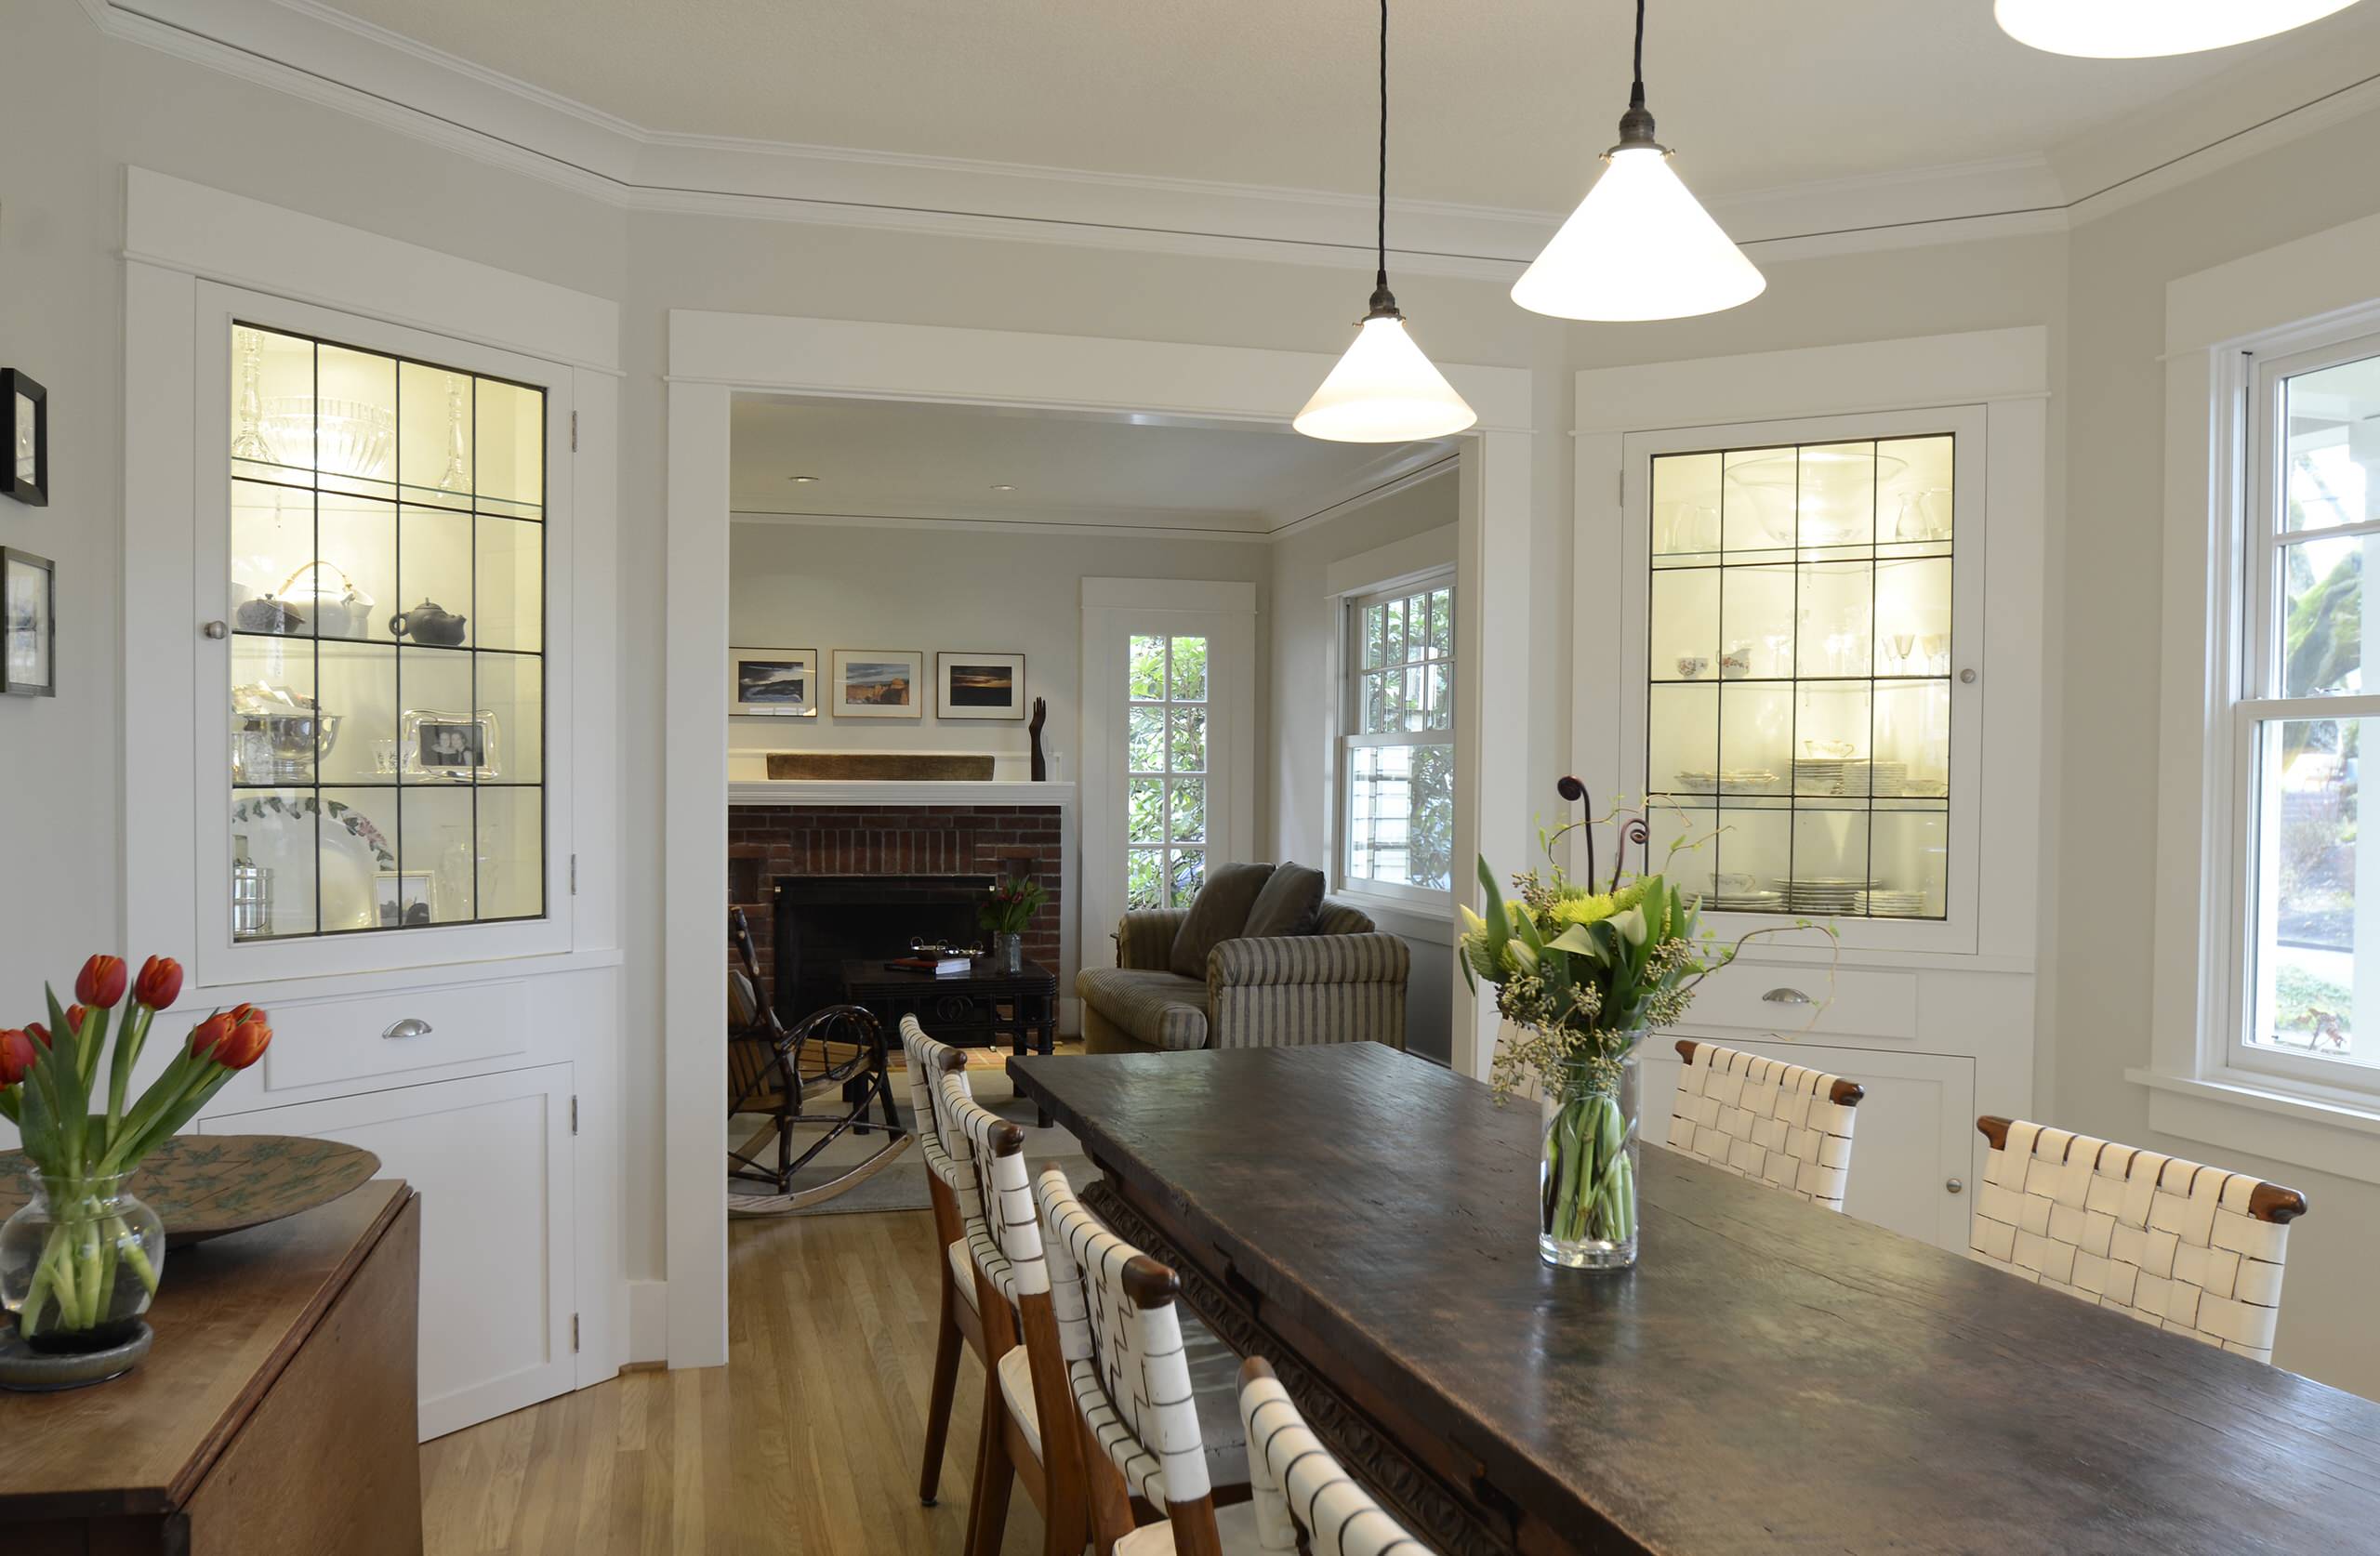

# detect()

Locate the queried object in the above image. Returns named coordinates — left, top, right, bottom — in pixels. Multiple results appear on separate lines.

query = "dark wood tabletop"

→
left=1010, top=1043, right=2380, bottom=1556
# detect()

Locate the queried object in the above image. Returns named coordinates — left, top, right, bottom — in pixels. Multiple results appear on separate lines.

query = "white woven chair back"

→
left=1663, top=1039, right=1862, bottom=1209
left=1240, top=1362, right=1432, bottom=1555
left=898, top=1015, right=961, bottom=1189
left=1034, top=1164, right=1210, bottom=1507
left=930, top=1057, right=1018, bottom=1302
left=933, top=1068, right=1051, bottom=1299
left=1969, top=1116, right=2307, bottom=1364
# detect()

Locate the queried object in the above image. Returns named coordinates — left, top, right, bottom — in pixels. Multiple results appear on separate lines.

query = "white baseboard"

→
left=626, top=1279, right=670, bottom=1365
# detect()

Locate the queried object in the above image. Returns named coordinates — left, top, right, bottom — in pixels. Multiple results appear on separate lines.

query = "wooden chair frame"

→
left=911, top=1031, right=984, bottom=1508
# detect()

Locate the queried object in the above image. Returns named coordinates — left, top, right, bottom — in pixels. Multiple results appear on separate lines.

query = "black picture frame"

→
left=2, top=370, right=47, bottom=508
left=3, top=547, right=57, bottom=697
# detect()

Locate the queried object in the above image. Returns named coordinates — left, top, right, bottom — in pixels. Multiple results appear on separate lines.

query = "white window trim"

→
left=2147, top=206, right=2380, bottom=1180
left=1338, top=571, right=1457, bottom=910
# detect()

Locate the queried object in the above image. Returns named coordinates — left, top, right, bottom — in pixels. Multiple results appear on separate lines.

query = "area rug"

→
left=728, top=1062, right=1092, bottom=1218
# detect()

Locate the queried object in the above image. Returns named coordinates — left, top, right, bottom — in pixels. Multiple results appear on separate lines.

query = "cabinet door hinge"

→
left=571, top=1312, right=580, bottom=1352
left=570, top=1094, right=579, bottom=1135
left=570, top=410, right=578, bottom=452
left=570, top=853, right=579, bottom=895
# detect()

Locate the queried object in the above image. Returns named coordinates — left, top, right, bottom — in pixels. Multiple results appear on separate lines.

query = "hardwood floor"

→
left=419, top=1208, right=1047, bottom=1555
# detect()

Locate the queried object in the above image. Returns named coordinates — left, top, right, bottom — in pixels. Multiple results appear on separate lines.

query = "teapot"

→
left=281, top=561, right=375, bottom=640
left=390, top=597, right=468, bottom=647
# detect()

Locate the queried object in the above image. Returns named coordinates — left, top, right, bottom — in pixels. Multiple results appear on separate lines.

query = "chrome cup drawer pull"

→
left=1760, top=987, right=1813, bottom=1006
left=382, top=1018, right=435, bottom=1041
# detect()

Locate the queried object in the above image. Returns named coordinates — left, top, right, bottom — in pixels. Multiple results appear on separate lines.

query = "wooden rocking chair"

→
left=728, top=907, right=909, bottom=1211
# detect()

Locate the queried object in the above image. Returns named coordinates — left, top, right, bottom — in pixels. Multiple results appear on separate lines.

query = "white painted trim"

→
left=1574, top=326, right=2050, bottom=433
left=1080, top=576, right=1259, bottom=613
left=124, top=168, right=619, bottom=373
left=1335, top=890, right=1457, bottom=947
left=2134, top=1070, right=2380, bottom=1189
left=728, top=780, right=1076, bottom=808
left=2167, top=206, right=2380, bottom=355
left=625, top=1279, right=670, bottom=1366
left=1324, top=518, right=1459, bottom=600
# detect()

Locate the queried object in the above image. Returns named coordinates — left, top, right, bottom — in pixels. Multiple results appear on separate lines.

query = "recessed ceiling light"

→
left=990, top=483, right=1017, bottom=492
left=1995, top=0, right=2363, bottom=57
left=789, top=474, right=820, bottom=483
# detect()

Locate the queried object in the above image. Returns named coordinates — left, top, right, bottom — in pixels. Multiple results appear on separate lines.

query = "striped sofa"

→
left=1076, top=899, right=1409, bottom=1055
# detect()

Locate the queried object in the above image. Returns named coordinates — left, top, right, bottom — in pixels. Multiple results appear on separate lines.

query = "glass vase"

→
left=0, top=1172, right=166, bottom=1352
left=994, top=931, right=1025, bottom=974
left=1539, top=1049, right=1641, bottom=1271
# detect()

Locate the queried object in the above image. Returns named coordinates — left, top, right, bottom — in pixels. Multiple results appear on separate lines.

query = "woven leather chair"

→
left=1969, top=1115, right=2307, bottom=1363
left=1661, top=1038, right=1865, bottom=1210
left=1239, top=1357, right=1433, bottom=1555
left=902, top=1018, right=991, bottom=1509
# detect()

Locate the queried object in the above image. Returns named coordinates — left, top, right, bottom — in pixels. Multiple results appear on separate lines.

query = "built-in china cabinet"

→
left=1575, top=328, right=2047, bottom=1252
left=115, top=171, right=624, bottom=1437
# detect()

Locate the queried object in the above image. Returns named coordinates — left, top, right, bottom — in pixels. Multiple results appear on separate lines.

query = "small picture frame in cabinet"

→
left=2, top=370, right=47, bottom=507
left=2, top=547, right=55, bottom=697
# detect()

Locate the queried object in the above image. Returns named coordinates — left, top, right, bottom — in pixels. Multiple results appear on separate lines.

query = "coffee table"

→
left=840, top=956, right=1061, bottom=1125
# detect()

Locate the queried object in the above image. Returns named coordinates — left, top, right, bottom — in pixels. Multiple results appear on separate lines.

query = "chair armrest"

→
left=1114, top=909, right=1190, bottom=970
left=1207, top=932, right=1410, bottom=990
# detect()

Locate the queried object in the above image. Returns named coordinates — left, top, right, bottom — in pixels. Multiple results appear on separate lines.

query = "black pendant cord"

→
left=1368, top=0, right=1399, bottom=318
left=1619, top=0, right=1659, bottom=148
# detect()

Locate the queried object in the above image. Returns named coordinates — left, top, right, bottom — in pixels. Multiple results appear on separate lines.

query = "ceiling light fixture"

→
left=1294, top=0, right=1476, bottom=443
left=990, top=484, right=1017, bottom=492
left=1995, top=0, right=2362, bottom=58
left=1511, top=0, right=1765, bottom=323
left=788, top=474, right=820, bottom=483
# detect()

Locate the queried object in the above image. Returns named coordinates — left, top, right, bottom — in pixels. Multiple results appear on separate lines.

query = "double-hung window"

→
left=2237, top=334, right=2380, bottom=1085
left=1339, top=575, right=1455, bottom=903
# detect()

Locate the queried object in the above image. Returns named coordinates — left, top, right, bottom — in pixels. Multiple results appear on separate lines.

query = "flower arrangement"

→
left=0, top=954, right=274, bottom=1347
left=979, top=876, right=1049, bottom=936
left=1458, top=778, right=1830, bottom=1267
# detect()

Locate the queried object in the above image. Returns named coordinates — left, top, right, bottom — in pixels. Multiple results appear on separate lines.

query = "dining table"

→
left=1008, top=1041, right=2380, bottom=1556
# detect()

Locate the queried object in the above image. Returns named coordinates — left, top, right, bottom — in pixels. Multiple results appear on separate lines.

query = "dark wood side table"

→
left=842, top=957, right=1061, bottom=1125
left=1, top=1179, right=422, bottom=1556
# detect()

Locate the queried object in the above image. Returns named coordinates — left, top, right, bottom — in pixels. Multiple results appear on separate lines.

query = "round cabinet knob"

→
left=202, top=620, right=229, bottom=640
left=1959, top=667, right=1977, bottom=684
left=1946, top=1177, right=1965, bottom=1194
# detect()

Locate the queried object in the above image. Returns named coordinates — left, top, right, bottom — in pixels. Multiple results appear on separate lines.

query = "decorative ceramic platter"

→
left=0, top=1135, right=380, bottom=1249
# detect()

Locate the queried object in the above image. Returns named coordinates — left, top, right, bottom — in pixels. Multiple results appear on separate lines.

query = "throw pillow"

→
left=1169, top=862, right=1276, bottom=980
left=1241, top=862, right=1326, bottom=939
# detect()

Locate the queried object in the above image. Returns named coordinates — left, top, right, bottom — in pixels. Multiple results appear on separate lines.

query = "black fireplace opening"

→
left=773, top=874, right=994, bottom=1022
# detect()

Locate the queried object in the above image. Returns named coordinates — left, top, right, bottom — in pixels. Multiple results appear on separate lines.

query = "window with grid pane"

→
left=1126, top=633, right=1209, bottom=910
left=1340, top=576, right=1454, bottom=899
left=2239, top=339, right=2380, bottom=1077
left=226, top=323, right=546, bottom=939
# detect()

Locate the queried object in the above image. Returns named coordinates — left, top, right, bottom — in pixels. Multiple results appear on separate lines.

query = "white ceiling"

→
left=308, top=0, right=2367, bottom=212
left=730, top=397, right=1441, bottom=534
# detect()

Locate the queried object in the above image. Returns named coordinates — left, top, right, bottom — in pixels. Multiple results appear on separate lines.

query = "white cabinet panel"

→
left=1683, top=959, right=1919, bottom=1040
left=258, top=979, right=527, bottom=1091
left=203, top=1062, right=575, bottom=1439
left=1642, top=1035, right=1975, bottom=1251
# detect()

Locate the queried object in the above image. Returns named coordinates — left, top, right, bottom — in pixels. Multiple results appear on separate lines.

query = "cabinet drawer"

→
left=1686, top=960, right=1918, bottom=1040
left=259, top=982, right=527, bottom=1092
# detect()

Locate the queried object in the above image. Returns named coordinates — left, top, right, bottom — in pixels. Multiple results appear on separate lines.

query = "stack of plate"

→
left=1674, top=768, right=1778, bottom=795
left=1869, top=759, right=1911, bottom=797
left=1784, top=877, right=1870, bottom=914
left=1697, top=886, right=1784, bottom=912
left=1792, top=758, right=1867, bottom=796
left=1855, top=888, right=1927, bottom=916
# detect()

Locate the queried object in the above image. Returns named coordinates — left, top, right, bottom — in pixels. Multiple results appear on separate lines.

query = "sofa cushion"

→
left=1168, top=862, right=1276, bottom=979
left=1242, top=862, right=1326, bottom=939
left=1076, top=967, right=1210, bottom=1051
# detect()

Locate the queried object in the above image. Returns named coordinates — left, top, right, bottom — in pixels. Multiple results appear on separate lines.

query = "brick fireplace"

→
left=729, top=803, right=1064, bottom=1019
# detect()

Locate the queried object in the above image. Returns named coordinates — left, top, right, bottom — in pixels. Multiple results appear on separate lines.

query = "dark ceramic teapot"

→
left=390, top=597, right=468, bottom=647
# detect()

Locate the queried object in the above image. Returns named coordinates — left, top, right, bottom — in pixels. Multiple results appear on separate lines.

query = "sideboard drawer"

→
left=1686, top=960, right=1919, bottom=1041
left=260, top=982, right=527, bottom=1092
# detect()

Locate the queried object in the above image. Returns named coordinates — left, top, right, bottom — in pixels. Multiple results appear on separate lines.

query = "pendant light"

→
left=1294, top=0, right=1477, bottom=443
left=1510, top=0, right=1765, bottom=323
left=1996, top=0, right=2362, bottom=58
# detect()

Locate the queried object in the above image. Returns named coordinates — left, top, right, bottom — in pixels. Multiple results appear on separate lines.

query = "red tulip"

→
left=75, top=955, right=127, bottom=1009
left=0, top=1030, right=34, bottom=1087
left=24, top=1022, right=48, bottom=1048
left=187, top=1012, right=234, bottom=1060
left=133, top=956, right=183, bottom=1011
left=227, top=1003, right=263, bottom=1026
left=66, top=1005, right=85, bottom=1035
left=214, top=1016, right=271, bottom=1072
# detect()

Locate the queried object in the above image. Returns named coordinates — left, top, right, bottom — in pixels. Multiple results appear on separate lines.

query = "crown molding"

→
left=728, top=508, right=1276, bottom=544
left=83, top=0, right=2380, bottom=281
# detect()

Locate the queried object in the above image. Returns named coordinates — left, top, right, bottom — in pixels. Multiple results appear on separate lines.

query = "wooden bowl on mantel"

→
left=0, top=1135, right=381, bottom=1249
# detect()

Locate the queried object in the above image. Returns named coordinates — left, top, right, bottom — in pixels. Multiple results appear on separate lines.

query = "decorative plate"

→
left=230, top=794, right=393, bottom=933
left=0, top=1135, right=380, bottom=1249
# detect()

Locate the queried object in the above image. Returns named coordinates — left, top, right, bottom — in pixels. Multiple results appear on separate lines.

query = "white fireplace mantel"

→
left=727, top=780, right=1077, bottom=808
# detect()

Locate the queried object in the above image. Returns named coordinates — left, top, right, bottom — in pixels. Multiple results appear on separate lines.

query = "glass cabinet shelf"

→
left=1643, top=434, right=1955, bottom=921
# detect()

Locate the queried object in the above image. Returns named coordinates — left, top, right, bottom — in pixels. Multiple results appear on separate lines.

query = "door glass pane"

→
left=1127, top=849, right=1164, bottom=911
left=1128, top=706, right=1166, bottom=771
left=1129, top=636, right=1167, bottom=700
left=1168, top=635, right=1208, bottom=701
left=1169, top=778, right=1206, bottom=843
left=1128, top=777, right=1165, bottom=844
left=1169, top=706, right=1207, bottom=773
left=1168, top=849, right=1206, bottom=904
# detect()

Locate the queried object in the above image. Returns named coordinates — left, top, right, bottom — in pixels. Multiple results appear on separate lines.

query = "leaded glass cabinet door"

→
left=194, top=284, right=575, bottom=979
left=1620, top=405, right=1987, bottom=955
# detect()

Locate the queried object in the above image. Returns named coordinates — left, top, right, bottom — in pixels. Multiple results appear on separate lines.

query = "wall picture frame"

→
left=2, top=370, right=47, bottom=507
left=730, top=646, right=818, bottom=717
left=936, top=651, right=1026, bottom=720
left=2, top=547, right=56, bottom=697
left=830, top=649, right=924, bottom=719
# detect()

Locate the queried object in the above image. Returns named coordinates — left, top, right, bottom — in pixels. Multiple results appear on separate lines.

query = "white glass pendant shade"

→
left=1294, top=314, right=1478, bottom=442
left=1995, top=0, right=2361, bottom=57
left=1512, top=145, right=1765, bottom=323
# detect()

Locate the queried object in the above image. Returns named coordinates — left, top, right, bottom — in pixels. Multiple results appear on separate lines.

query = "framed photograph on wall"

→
left=831, top=649, right=924, bottom=719
left=730, top=646, right=818, bottom=717
left=2, top=371, right=46, bottom=507
left=3, top=547, right=55, bottom=697
left=937, top=651, right=1026, bottom=719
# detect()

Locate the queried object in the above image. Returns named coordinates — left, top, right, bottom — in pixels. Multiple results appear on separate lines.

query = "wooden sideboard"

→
left=0, top=1179, right=422, bottom=1555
